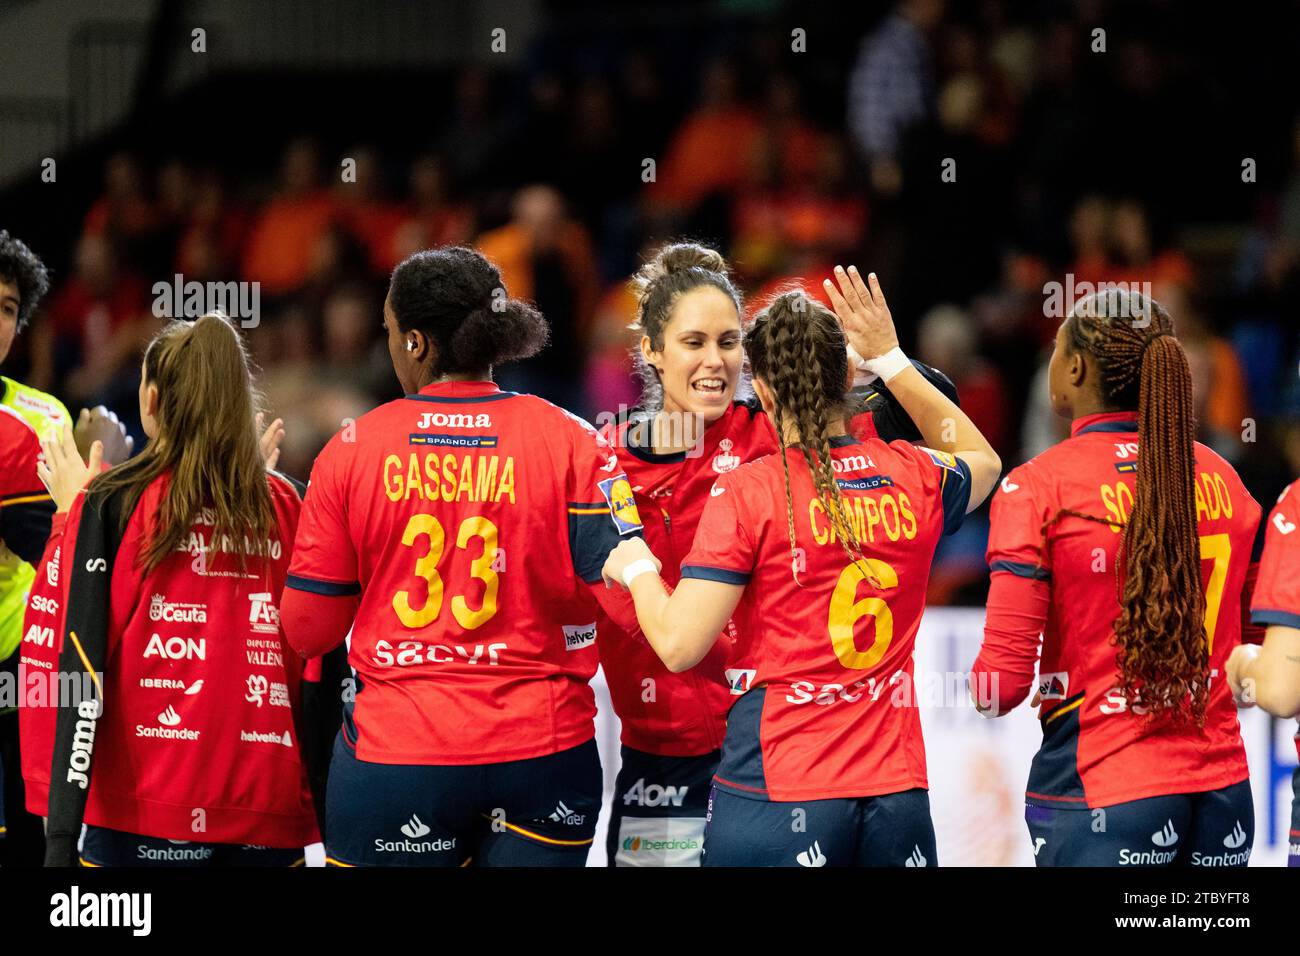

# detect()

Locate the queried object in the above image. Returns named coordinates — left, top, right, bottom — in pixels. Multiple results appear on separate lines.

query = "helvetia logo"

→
left=1223, top=821, right=1247, bottom=849
left=724, top=668, right=756, bottom=695
left=1036, top=671, right=1069, bottom=701
left=796, top=841, right=827, bottom=867
left=1151, top=820, right=1179, bottom=847
left=904, top=845, right=927, bottom=867
left=562, top=623, right=597, bottom=651
left=240, top=729, right=292, bottom=747
left=401, top=814, right=431, bottom=839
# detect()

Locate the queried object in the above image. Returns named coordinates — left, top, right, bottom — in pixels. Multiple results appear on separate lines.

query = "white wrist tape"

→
left=862, top=346, right=910, bottom=383
left=847, top=345, right=878, bottom=387
left=622, top=558, right=659, bottom=588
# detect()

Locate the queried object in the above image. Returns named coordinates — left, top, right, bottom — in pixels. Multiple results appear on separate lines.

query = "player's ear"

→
left=640, top=335, right=661, bottom=376
left=1067, top=347, right=1087, bottom=389
left=752, top=376, right=775, bottom=416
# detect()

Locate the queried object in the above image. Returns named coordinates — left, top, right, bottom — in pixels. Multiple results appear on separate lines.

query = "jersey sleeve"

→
left=908, top=444, right=973, bottom=536
left=680, top=474, right=756, bottom=584
left=848, top=359, right=960, bottom=445
left=986, top=461, right=1054, bottom=582
left=0, top=421, right=54, bottom=565
left=564, top=414, right=645, bottom=585
left=1251, top=481, right=1300, bottom=629
left=287, top=435, right=360, bottom=596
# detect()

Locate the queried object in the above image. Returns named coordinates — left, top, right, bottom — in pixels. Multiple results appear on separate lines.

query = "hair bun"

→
left=631, top=242, right=728, bottom=301
left=449, top=299, right=549, bottom=370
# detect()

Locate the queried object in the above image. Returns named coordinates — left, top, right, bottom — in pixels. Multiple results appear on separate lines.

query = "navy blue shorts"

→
left=1025, top=779, right=1254, bottom=867
left=80, top=826, right=305, bottom=867
left=701, top=785, right=936, bottom=867
left=1290, top=767, right=1299, bottom=868
left=605, top=745, right=717, bottom=867
left=325, top=732, right=601, bottom=867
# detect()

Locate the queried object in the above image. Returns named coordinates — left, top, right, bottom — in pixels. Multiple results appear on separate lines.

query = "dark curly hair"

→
left=388, top=246, right=548, bottom=376
left=0, top=229, right=51, bottom=331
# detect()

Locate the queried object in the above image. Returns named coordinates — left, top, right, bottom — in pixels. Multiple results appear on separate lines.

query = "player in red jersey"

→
left=1229, top=478, right=1300, bottom=866
left=602, top=272, right=1000, bottom=866
left=971, top=290, right=1261, bottom=867
left=43, top=314, right=322, bottom=866
left=281, top=246, right=644, bottom=867
left=596, top=243, right=959, bottom=865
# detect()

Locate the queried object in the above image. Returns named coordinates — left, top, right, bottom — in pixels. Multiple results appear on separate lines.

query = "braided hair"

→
left=745, top=290, right=872, bottom=584
left=1056, top=289, right=1208, bottom=724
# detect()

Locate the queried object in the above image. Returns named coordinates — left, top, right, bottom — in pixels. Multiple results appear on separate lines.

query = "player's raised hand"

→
left=601, top=536, right=661, bottom=589
left=38, top=423, right=100, bottom=513
left=256, top=413, right=286, bottom=472
left=73, top=405, right=133, bottom=465
left=822, top=265, right=899, bottom=361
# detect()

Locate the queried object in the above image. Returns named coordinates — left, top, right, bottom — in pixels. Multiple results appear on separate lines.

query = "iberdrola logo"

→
left=622, top=836, right=642, bottom=852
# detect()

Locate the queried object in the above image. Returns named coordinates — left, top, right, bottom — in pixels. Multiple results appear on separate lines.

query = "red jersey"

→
left=287, top=380, right=643, bottom=765
left=54, top=471, right=318, bottom=846
left=982, top=412, right=1260, bottom=808
left=680, top=435, right=971, bottom=801
left=17, top=512, right=66, bottom=815
left=595, top=401, right=780, bottom=756
left=1249, top=478, right=1300, bottom=763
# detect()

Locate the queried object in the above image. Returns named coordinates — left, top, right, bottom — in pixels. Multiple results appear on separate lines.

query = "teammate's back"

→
left=291, top=382, right=633, bottom=762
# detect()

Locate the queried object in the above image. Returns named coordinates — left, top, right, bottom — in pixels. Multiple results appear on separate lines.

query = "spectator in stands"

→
left=476, top=185, right=600, bottom=413
left=241, top=139, right=336, bottom=297
left=847, top=0, right=945, bottom=197
left=391, top=155, right=474, bottom=269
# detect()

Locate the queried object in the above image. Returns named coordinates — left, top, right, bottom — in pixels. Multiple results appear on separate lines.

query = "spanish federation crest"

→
left=712, top=438, right=740, bottom=474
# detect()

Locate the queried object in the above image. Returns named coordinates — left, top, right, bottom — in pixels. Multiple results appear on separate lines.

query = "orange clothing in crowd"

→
left=651, top=108, right=760, bottom=210
left=475, top=221, right=601, bottom=339
left=241, top=192, right=337, bottom=295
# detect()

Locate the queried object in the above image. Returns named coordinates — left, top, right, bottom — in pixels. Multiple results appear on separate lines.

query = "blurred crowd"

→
left=7, top=0, right=1299, bottom=602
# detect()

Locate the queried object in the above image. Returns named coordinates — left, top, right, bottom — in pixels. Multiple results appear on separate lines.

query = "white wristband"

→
left=862, top=346, right=910, bottom=383
left=622, top=558, right=659, bottom=588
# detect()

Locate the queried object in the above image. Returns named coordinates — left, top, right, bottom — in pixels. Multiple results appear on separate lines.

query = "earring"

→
left=407, top=341, right=417, bottom=352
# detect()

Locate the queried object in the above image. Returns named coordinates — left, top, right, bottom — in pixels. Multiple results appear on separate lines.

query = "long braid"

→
left=1057, top=291, right=1207, bottom=724
left=750, top=291, right=873, bottom=585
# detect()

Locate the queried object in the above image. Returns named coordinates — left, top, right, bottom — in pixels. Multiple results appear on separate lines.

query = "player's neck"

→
left=783, top=419, right=848, bottom=447
left=650, top=406, right=707, bottom=455
left=418, top=369, right=492, bottom=389
left=1070, top=393, right=1114, bottom=421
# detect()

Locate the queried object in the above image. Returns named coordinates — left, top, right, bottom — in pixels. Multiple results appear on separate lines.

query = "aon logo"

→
left=622, top=778, right=687, bottom=808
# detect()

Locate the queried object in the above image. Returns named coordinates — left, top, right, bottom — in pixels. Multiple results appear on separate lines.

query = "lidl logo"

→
left=924, top=448, right=960, bottom=473
left=598, top=474, right=643, bottom=535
